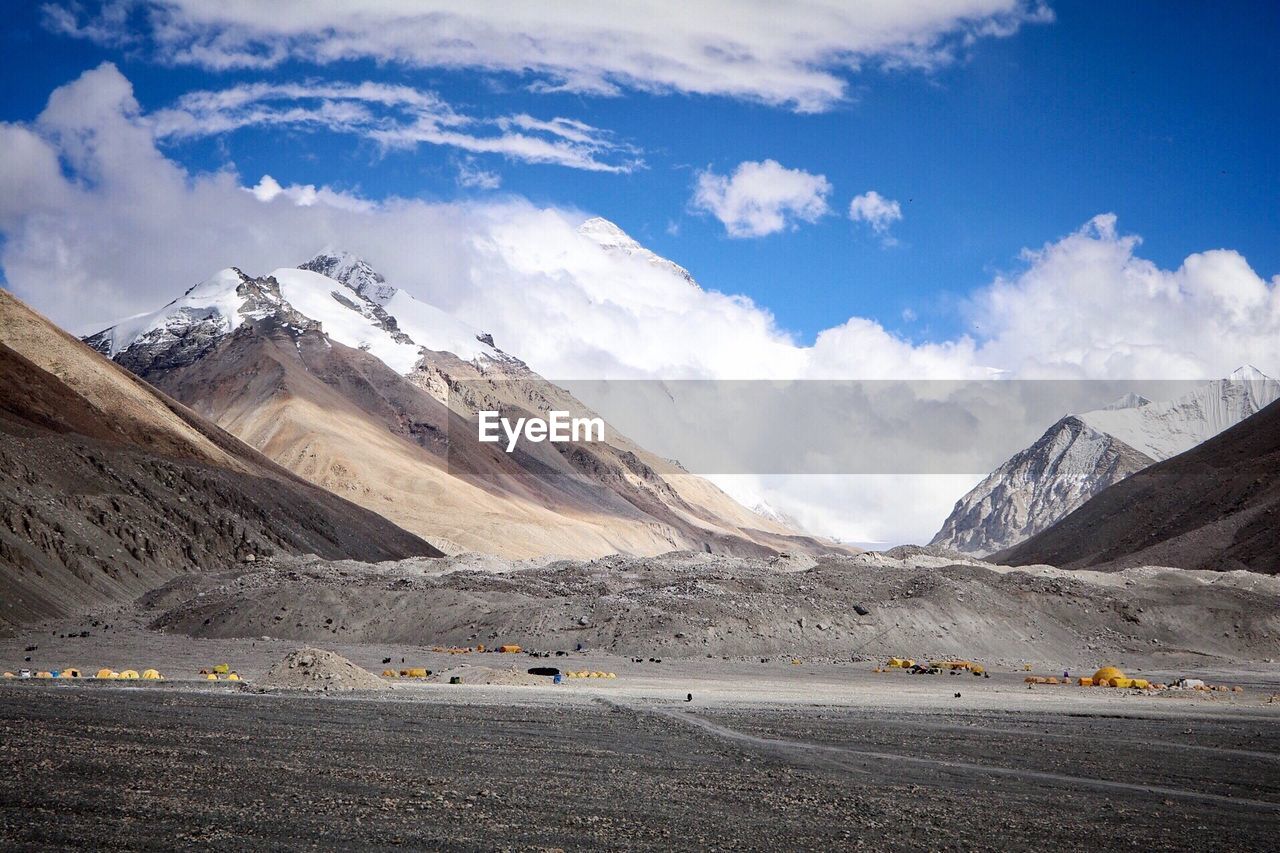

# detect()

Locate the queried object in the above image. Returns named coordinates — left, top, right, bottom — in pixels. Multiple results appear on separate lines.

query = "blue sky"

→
left=3, top=1, right=1278, bottom=544
left=5, top=1, right=1276, bottom=348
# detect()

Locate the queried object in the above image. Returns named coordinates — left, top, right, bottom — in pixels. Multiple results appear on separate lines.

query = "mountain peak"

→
left=300, top=249, right=397, bottom=305
left=1230, top=364, right=1271, bottom=382
left=577, top=217, right=699, bottom=288
left=578, top=217, right=643, bottom=252
left=1102, top=392, right=1152, bottom=411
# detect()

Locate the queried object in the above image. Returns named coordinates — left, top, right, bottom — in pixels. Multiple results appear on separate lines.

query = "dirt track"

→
left=1, top=684, right=1277, bottom=851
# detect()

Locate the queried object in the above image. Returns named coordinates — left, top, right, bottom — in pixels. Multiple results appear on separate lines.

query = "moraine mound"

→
left=257, top=647, right=388, bottom=693
left=430, top=665, right=549, bottom=687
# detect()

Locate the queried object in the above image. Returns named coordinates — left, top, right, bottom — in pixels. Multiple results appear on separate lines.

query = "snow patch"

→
left=383, top=290, right=498, bottom=363
left=1081, top=370, right=1280, bottom=460
left=269, top=268, right=424, bottom=374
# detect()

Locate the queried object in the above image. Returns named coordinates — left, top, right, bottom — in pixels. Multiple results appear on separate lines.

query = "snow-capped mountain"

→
left=932, top=367, right=1280, bottom=555
left=84, top=247, right=831, bottom=559
left=578, top=217, right=699, bottom=287
left=86, top=255, right=505, bottom=375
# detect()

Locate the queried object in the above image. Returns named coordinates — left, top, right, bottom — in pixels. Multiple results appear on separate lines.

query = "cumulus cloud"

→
left=972, top=214, right=1280, bottom=379
left=6, top=65, right=1277, bottom=384
left=4, top=63, right=1278, bottom=545
left=43, top=0, right=1053, bottom=112
left=150, top=80, right=638, bottom=172
left=848, top=190, right=903, bottom=240
left=693, top=160, right=832, bottom=238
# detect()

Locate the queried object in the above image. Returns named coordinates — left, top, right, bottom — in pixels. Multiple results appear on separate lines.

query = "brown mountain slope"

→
left=137, top=314, right=836, bottom=558
left=996, top=398, right=1280, bottom=574
left=0, top=291, right=440, bottom=635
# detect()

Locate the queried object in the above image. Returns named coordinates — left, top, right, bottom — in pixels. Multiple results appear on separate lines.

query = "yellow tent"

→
left=213, top=663, right=230, bottom=674
left=226, top=673, right=241, bottom=681
left=1093, top=666, right=1125, bottom=683
left=206, top=673, right=218, bottom=680
left=35, top=671, right=53, bottom=679
left=142, top=669, right=162, bottom=680
left=97, top=668, right=118, bottom=679
left=119, top=670, right=140, bottom=680
left=63, top=668, right=81, bottom=678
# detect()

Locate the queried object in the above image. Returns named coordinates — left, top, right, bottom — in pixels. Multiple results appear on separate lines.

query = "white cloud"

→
left=150, top=80, right=639, bottom=173
left=455, top=159, right=501, bottom=191
left=44, top=0, right=1053, bottom=112
left=40, top=0, right=134, bottom=46
left=848, top=190, right=903, bottom=239
left=245, top=174, right=374, bottom=211
left=693, top=160, right=832, bottom=238
left=4, top=63, right=1279, bottom=548
left=971, top=214, right=1280, bottom=379
left=709, top=474, right=984, bottom=547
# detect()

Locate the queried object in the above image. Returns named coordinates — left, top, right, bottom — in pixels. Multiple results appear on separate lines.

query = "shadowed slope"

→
left=0, top=291, right=439, bottom=634
left=997, top=399, right=1280, bottom=574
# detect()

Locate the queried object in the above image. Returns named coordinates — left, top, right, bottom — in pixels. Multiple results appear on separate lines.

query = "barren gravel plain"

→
left=2, top=550, right=1278, bottom=850
left=2, top=640, right=1279, bottom=850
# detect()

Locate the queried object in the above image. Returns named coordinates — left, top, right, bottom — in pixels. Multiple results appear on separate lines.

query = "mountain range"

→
left=931, top=368, right=1280, bottom=555
left=84, top=222, right=838, bottom=559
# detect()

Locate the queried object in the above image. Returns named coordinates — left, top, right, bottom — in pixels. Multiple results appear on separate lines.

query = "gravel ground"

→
left=0, top=680, right=1277, bottom=851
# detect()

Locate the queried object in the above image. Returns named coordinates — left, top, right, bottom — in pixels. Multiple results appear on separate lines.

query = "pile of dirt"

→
left=256, top=648, right=388, bottom=692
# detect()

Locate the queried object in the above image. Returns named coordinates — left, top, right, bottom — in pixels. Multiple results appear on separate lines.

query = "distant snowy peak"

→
left=1079, top=367, right=1280, bottom=461
left=750, top=502, right=808, bottom=534
left=578, top=217, right=700, bottom=288
left=86, top=256, right=509, bottom=377
left=1102, top=392, right=1152, bottom=411
left=932, top=365, right=1280, bottom=555
left=1231, top=364, right=1269, bottom=383
left=578, top=217, right=643, bottom=253
left=299, top=249, right=398, bottom=306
